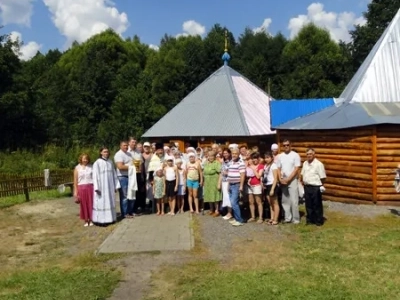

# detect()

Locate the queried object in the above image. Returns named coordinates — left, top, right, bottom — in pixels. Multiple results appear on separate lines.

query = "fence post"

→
left=23, top=178, right=30, bottom=202
left=44, top=169, right=51, bottom=188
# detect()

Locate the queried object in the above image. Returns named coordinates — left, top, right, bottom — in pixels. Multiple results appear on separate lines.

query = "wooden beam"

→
left=372, top=126, right=377, bottom=204
left=276, top=130, right=280, bottom=145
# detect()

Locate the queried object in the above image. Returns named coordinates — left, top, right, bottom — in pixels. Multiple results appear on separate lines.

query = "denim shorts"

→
left=187, top=179, right=199, bottom=189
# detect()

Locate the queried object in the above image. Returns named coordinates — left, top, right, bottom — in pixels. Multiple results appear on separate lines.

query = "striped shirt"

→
left=227, top=159, right=245, bottom=183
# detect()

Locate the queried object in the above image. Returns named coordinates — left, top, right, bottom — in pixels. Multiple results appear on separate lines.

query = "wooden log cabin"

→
left=276, top=10, right=400, bottom=205
left=278, top=125, right=400, bottom=205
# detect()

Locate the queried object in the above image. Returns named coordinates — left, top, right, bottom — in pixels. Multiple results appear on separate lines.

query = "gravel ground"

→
left=324, top=201, right=400, bottom=218
left=197, top=207, right=286, bottom=261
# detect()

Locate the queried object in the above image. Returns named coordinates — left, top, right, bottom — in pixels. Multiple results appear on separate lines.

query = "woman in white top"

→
left=73, top=153, right=94, bottom=227
left=262, top=151, right=280, bottom=225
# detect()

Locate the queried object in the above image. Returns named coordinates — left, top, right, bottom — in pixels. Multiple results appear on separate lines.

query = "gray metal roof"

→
left=142, top=65, right=274, bottom=138
left=277, top=9, right=400, bottom=130
left=337, top=8, right=400, bottom=104
left=275, top=102, right=400, bottom=130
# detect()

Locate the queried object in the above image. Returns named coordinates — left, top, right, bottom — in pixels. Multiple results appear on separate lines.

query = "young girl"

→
left=153, top=167, right=166, bottom=215
left=186, top=153, right=203, bottom=214
left=263, top=151, right=279, bottom=225
left=175, top=158, right=186, bottom=213
left=164, top=158, right=178, bottom=215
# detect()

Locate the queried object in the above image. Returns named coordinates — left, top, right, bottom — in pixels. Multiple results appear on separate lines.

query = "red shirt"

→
left=249, top=164, right=264, bottom=185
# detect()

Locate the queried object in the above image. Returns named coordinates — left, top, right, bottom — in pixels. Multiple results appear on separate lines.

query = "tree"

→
left=350, top=0, right=400, bottom=69
left=280, top=24, right=350, bottom=98
left=231, top=29, right=288, bottom=97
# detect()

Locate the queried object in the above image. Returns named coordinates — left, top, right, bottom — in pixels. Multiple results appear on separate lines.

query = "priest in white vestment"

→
left=92, top=148, right=121, bottom=224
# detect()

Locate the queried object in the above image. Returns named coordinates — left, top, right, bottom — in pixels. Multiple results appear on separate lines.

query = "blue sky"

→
left=0, top=0, right=370, bottom=60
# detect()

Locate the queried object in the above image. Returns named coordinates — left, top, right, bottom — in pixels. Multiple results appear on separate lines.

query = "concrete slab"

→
left=97, top=213, right=194, bottom=253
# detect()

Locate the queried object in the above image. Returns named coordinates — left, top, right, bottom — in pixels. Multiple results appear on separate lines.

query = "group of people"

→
left=73, top=137, right=327, bottom=228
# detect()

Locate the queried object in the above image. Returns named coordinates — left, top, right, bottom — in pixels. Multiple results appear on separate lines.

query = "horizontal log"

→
left=377, top=180, right=398, bottom=187
left=377, top=174, right=395, bottom=180
left=376, top=138, right=400, bottom=143
left=377, top=187, right=399, bottom=194
left=326, top=164, right=372, bottom=174
left=317, top=154, right=372, bottom=162
left=281, top=136, right=372, bottom=143
left=376, top=143, right=400, bottom=149
left=323, top=194, right=373, bottom=205
left=326, top=170, right=371, bottom=181
left=377, top=168, right=397, bottom=175
left=320, top=159, right=371, bottom=167
left=279, top=128, right=372, bottom=137
left=324, top=183, right=372, bottom=194
left=377, top=156, right=400, bottom=162
left=290, top=142, right=371, bottom=150
left=377, top=194, right=400, bottom=201
left=377, top=162, right=399, bottom=168
left=291, top=147, right=371, bottom=156
left=326, top=189, right=373, bottom=201
left=327, top=177, right=372, bottom=188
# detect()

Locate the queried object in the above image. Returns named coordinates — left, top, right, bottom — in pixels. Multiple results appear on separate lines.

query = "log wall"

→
left=376, top=125, right=400, bottom=205
left=278, top=128, right=375, bottom=205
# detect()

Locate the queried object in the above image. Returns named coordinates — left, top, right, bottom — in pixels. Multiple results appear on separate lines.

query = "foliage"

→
left=0, top=3, right=389, bottom=153
left=280, top=24, right=350, bottom=98
left=0, top=145, right=109, bottom=173
left=350, top=0, right=400, bottom=69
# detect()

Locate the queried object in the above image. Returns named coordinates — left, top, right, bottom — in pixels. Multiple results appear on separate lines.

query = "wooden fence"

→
left=0, top=169, right=73, bottom=200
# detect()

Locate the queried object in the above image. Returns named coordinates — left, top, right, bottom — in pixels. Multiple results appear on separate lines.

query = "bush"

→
left=0, top=144, right=118, bottom=174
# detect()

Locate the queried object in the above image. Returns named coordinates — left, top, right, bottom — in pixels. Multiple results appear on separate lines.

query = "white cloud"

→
left=149, top=44, right=159, bottom=51
left=176, top=20, right=206, bottom=38
left=288, top=3, right=366, bottom=42
left=253, top=18, right=272, bottom=34
left=10, top=31, right=42, bottom=61
left=0, top=0, right=34, bottom=26
left=42, top=0, right=129, bottom=47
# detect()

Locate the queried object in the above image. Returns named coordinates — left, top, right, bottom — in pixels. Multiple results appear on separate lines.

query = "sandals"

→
left=247, top=218, right=256, bottom=223
left=256, top=219, right=263, bottom=224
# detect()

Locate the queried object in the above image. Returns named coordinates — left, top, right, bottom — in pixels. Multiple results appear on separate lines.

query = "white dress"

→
left=92, top=158, right=120, bottom=224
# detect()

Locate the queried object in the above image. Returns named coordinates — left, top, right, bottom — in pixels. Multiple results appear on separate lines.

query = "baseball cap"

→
left=271, top=143, right=279, bottom=151
left=143, top=142, right=151, bottom=147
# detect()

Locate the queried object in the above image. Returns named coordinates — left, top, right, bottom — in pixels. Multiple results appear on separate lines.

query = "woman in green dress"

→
left=203, top=151, right=221, bottom=216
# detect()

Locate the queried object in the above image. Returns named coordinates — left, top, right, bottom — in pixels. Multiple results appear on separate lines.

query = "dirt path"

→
left=1, top=198, right=115, bottom=272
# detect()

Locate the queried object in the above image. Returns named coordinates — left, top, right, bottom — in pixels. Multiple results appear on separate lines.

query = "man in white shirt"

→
left=277, top=139, right=301, bottom=224
left=114, top=141, right=133, bottom=218
left=300, top=148, right=326, bottom=226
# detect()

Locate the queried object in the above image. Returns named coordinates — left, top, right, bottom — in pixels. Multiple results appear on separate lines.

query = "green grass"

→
left=147, top=212, right=400, bottom=300
left=0, top=190, right=71, bottom=208
left=0, top=267, right=120, bottom=300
